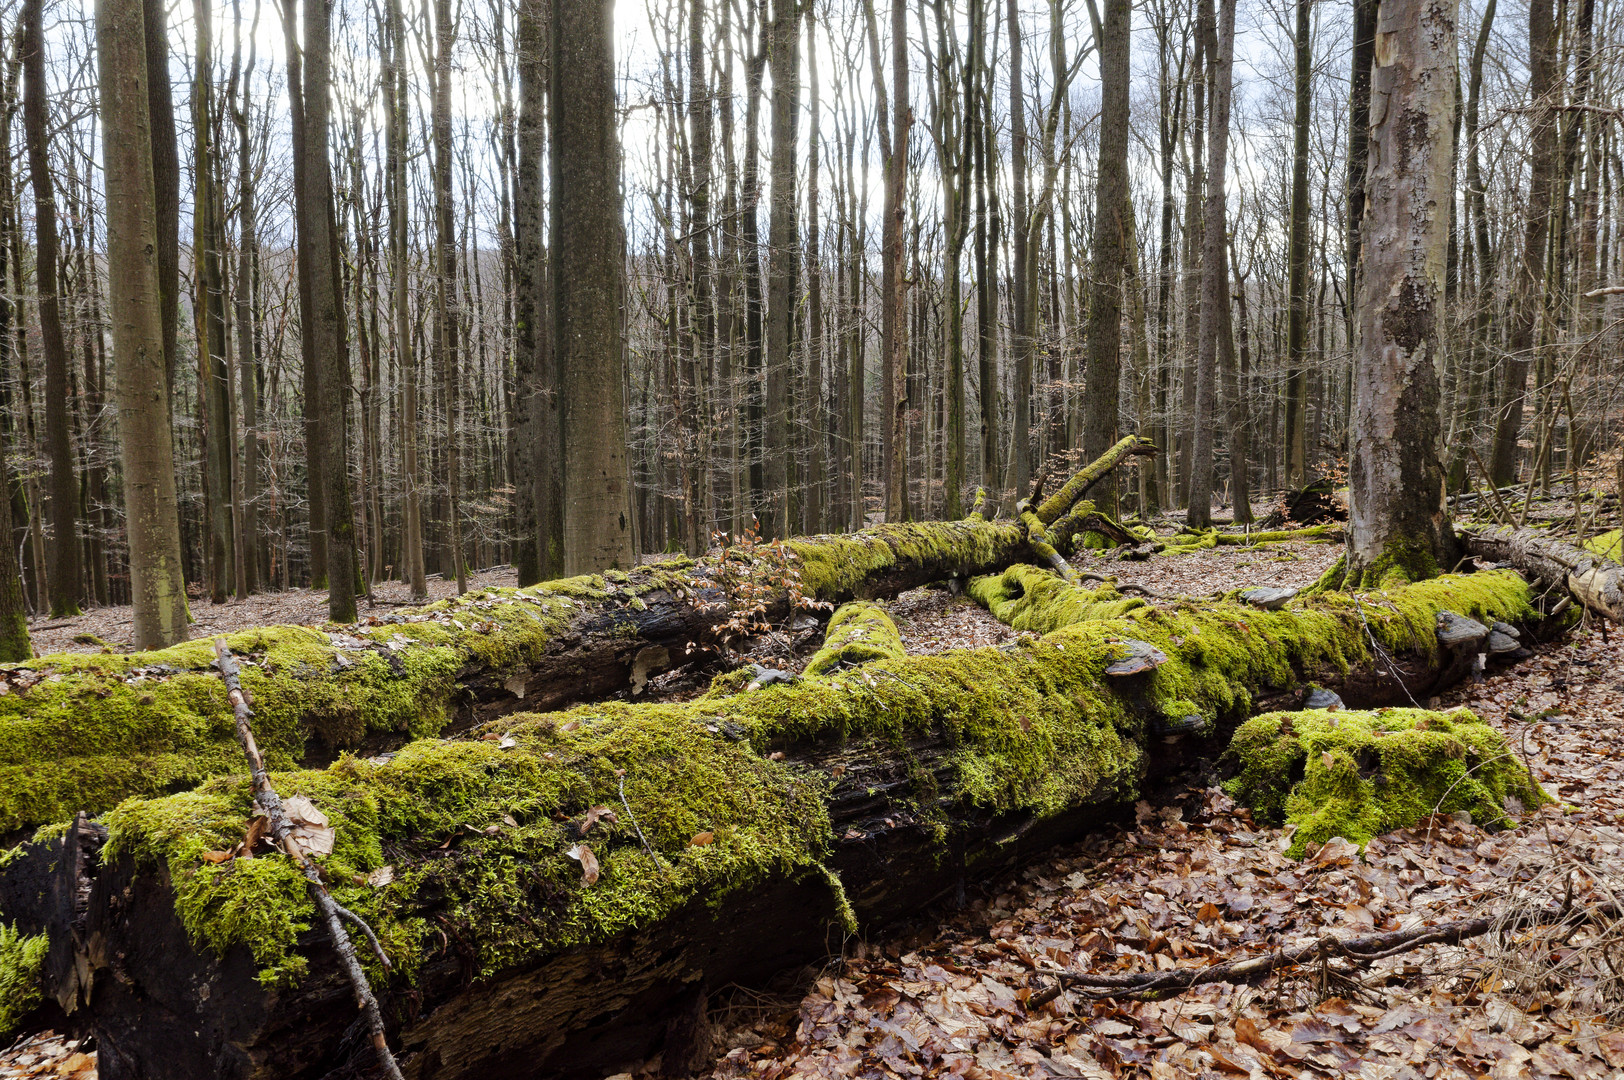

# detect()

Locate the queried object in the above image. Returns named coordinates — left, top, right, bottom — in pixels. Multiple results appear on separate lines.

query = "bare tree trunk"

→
left=1342, top=0, right=1461, bottom=586
left=299, top=0, right=358, bottom=621
left=229, top=0, right=260, bottom=597
left=1007, top=0, right=1029, bottom=499
left=804, top=11, right=825, bottom=535
left=763, top=0, right=798, bottom=537
left=383, top=0, right=424, bottom=598
left=432, top=0, right=466, bottom=594
left=194, top=0, right=234, bottom=604
left=686, top=0, right=714, bottom=551
left=552, top=0, right=635, bottom=572
left=99, top=0, right=188, bottom=648
left=1187, top=0, right=1234, bottom=530
left=1284, top=0, right=1317, bottom=488
left=1487, top=0, right=1558, bottom=485
left=1084, top=0, right=1130, bottom=515
left=22, top=0, right=80, bottom=616
left=514, top=0, right=559, bottom=584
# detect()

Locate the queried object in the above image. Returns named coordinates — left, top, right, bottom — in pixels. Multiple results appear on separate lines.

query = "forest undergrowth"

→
left=684, top=548, right=1624, bottom=1080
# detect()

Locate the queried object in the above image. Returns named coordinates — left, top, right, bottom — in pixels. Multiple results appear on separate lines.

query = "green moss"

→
left=0, top=920, right=47, bottom=1038
left=1223, top=708, right=1549, bottom=858
left=966, top=567, right=1535, bottom=737
left=804, top=603, right=906, bottom=677
left=100, top=614, right=1150, bottom=987
left=967, top=566, right=1147, bottom=631
left=0, top=570, right=683, bottom=834
left=788, top=519, right=1024, bottom=599
left=1584, top=530, right=1622, bottom=560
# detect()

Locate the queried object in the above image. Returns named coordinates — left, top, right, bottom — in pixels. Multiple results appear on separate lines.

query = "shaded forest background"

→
left=0, top=0, right=1609, bottom=614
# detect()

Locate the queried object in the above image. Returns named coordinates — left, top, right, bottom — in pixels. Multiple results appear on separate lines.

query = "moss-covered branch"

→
left=803, top=603, right=906, bottom=676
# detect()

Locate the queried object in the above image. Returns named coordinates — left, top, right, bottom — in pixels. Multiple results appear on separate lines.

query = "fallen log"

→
left=0, top=431, right=1164, bottom=839
left=1460, top=524, right=1624, bottom=622
left=0, top=566, right=1551, bottom=1079
left=0, top=518, right=1049, bottom=837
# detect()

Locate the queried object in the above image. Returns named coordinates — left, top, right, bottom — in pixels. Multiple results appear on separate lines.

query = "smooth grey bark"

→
left=99, top=0, right=188, bottom=649
left=552, top=0, right=635, bottom=572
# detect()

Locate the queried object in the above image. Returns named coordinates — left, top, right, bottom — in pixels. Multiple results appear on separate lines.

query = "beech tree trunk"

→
left=1342, top=0, right=1461, bottom=586
left=553, top=0, right=636, bottom=573
left=100, top=0, right=188, bottom=649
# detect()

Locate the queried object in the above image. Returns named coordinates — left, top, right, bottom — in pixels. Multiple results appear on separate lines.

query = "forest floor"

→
left=10, top=535, right=1624, bottom=1078
left=23, top=568, right=521, bottom=656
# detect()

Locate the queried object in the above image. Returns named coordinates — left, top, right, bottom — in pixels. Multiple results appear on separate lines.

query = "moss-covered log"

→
left=0, top=559, right=1556, bottom=1078
left=802, top=603, right=906, bottom=676
left=965, top=563, right=1552, bottom=710
left=0, top=519, right=1044, bottom=838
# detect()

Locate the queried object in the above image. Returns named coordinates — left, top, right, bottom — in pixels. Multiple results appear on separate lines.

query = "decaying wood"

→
left=1461, top=525, right=1624, bottom=622
left=212, top=638, right=404, bottom=1080
left=0, top=439, right=1157, bottom=839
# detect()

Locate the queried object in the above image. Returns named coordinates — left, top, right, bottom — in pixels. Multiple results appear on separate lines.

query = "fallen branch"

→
left=212, top=638, right=404, bottom=1080
left=1032, top=901, right=1622, bottom=1004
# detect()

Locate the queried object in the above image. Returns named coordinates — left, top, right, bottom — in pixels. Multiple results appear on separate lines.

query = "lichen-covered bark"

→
left=1342, top=0, right=1461, bottom=588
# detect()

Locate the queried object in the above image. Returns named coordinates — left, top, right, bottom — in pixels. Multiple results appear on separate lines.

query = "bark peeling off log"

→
left=0, top=518, right=1036, bottom=837
left=1461, top=525, right=1624, bottom=622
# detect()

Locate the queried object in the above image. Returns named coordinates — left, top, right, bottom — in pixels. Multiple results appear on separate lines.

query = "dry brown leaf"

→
left=691, top=831, right=715, bottom=846
left=200, top=850, right=234, bottom=864
left=567, top=843, right=600, bottom=884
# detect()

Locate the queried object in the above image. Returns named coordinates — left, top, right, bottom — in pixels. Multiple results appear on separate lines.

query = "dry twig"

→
left=212, top=637, right=405, bottom=1080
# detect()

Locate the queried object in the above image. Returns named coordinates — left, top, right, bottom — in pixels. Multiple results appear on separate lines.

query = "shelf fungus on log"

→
left=0, top=559, right=1556, bottom=1079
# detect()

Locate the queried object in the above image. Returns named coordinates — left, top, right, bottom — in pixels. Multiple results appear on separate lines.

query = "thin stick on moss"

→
left=211, top=637, right=405, bottom=1080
